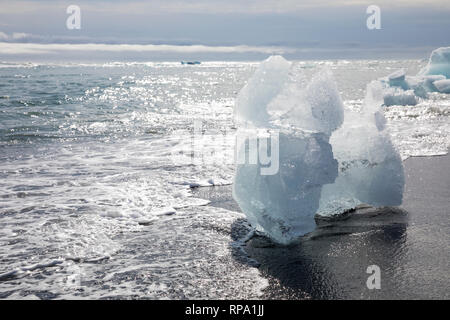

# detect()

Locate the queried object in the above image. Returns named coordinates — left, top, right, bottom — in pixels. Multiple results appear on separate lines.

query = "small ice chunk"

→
left=433, top=79, right=450, bottom=93
left=388, top=69, right=408, bottom=90
left=383, top=87, right=418, bottom=106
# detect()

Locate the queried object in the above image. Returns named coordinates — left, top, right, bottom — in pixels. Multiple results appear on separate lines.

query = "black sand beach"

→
left=193, top=153, right=450, bottom=299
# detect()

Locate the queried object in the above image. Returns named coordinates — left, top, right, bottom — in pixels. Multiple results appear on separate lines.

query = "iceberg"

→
left=420, top=46, right=450, bottom=78
left=233, top=56, right=404, bottom=244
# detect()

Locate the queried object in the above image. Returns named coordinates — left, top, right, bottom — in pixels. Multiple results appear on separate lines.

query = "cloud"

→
left=0, top=31, right=101, bottom=44
left=0, top=31, right=296, bottom=55
left=1, top=0, right=450, bottom=15
left=0, top=31, right=199, bottom=46
left=11, top=32, right=30, bottom=40
left=0, top=37, right=436, bottom=61
left=0, top=42, right=294, bottom=55
left=0, top=1, right=448, bottom=59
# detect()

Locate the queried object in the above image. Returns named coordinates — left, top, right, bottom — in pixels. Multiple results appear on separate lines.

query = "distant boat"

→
left=181, top=61, right=201, bottom=65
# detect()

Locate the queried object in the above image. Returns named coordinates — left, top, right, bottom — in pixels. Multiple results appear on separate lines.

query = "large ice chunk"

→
left=233, top=57, right=404, bottom=244
left=233, top=57, right=405, bottom=244
left=420, top=47, right=450, bottom=78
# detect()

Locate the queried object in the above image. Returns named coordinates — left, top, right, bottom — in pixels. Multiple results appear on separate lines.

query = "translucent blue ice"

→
left=233, top=56, right=404, bottom=244
left=420, top=47, right=450, bottom=78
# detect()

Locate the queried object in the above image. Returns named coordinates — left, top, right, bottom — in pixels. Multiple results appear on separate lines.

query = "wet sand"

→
left=193, top=153, right=450, bottom=299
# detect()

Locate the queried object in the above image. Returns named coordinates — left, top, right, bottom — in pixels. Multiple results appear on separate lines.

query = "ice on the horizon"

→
left=233, top=56, right=404, bottom=244
left=381, top=47, right=450, bottom=106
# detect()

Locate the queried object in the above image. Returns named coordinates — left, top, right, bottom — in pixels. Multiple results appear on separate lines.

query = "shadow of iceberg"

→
left=232, top=205, right=409, bottom=300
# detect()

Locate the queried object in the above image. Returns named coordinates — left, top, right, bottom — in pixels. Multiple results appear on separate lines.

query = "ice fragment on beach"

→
left=233, top=57, right=404, bottom=244
left=233, top=56, right=343, bottom=244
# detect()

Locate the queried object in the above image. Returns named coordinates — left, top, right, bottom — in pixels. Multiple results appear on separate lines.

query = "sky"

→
left=0, top=0, right=449, bottom=61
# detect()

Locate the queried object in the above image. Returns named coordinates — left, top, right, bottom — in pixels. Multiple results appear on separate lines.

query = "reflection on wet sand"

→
left=242, top=206, right=408, bottom=299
